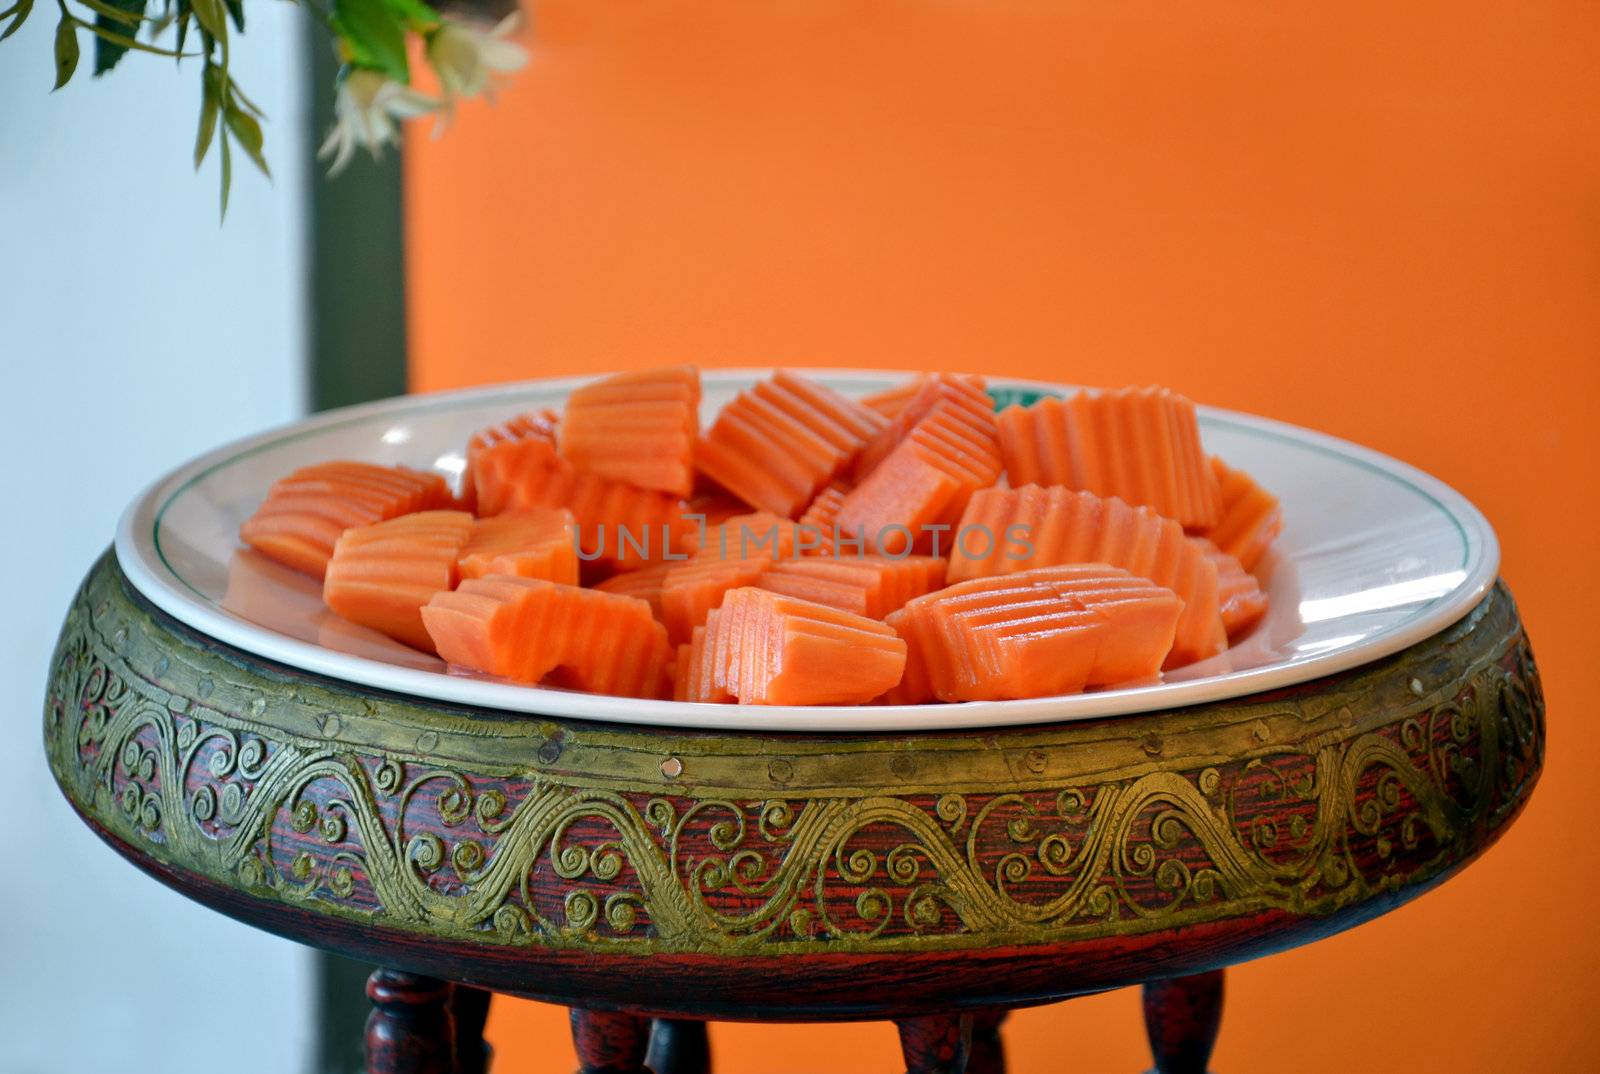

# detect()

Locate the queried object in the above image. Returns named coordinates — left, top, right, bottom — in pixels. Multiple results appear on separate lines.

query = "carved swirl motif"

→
left=42, top=559, right=1544, bottom=955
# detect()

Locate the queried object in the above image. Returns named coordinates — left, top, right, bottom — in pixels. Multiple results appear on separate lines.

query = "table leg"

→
left=646, top=1018, right=710, bottom=1074
left=571, top=1008, right=656, bottom=1074
left=364, top=969, right=456, bottom=1074
left=896, top=1013, right=972, bottom=1074
left=452, top=985, right=493, bottom=1074
left=1142, top=970, right=1224, bottom=1074
left=967, top=1009, right=1008, bottom=1074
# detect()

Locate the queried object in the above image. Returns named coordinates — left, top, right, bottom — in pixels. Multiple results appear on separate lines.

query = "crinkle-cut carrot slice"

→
left=688, top=510, right=805, bottom=561
left=928, top=583, right=1099, bottom=699
left=1191, top=536, right=1268, bottom=638
left=674, top=616, right=735, bottom=703
left=859, top=375, right=931, bottom=420
left=796, top=483, right=848, bottom=555
left=683, top=490, right=749, bottom=529
left=549, top=584, right=661, bottom=696
left=422, top=576, right=670, bottom=697
left=696, top=610, right=736, bottom=702
left=708, top=588, right=906, bottom=705
left=672, top=641, right=690, bottom=700
left=996, top=386, right=1221, bottom=528
left=756, top=555, right=947, bottom=619
left=661, top=555, right=772, bottom=643
left=1200, top=456, right=1282, bottom=572
left=671, top=640, right=691, bottom=700
left=879, top=608, right=936, bottom=704
left=952, top=485, right=1225, bottom=667
left=893, top=578, right=1102, bottom=701
left=461, top=410, right=560, bottom=513
left=471, top=410, right=560, bottom=456
left=592, top=561, right=673, bottom=622
left=695, top=371, right=886, bottom=517
left=239, top=461, right=454, bottom=579
left=468, top=415, right=564, bottom=517
left=457, top=508, right=579, bottom=585
left=559, top=366, right=701, bottom=497
left=474, top=438, right=693, bottom=570
left=836, top=398, right=1003, bottom=555
left=661, top=510, right=807, bottom=642
left=323, top=510, right=474, bottom=652
left=851, top=373, right=990, bottom=481
left=420, top=576, right=548, bottom=681
left=542, top=589, right=673, bottom=699
left=1019, top=564, right=1185, bottom=685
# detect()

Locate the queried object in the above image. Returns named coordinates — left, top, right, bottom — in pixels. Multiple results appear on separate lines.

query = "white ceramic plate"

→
left=115, top=370, right=1498, bottom=732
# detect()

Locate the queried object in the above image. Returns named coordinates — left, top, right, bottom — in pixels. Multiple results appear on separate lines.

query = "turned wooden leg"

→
left=365, top=970, right=456, bottom=1074
left=571, top=1008, right=656, bottom=1074
left=896, top=1013, right=972, bottom=1074
left=452, top=985, right=493, bottom=1074
left=1143, top=970, right=1224, bottom=1074
left=646, top=1019, right=710, bottom=1074
left=967, top=1009, right=1008, bottom=1074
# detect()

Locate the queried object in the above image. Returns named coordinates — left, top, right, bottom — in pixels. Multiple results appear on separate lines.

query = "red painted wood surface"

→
left=572, top=1008, right=655, bottom=1074
left=896, top=1013, right=972, bottom=1074
left=1143, top=972, right=1224, bottom=1074
left=365, top=970, right=455, bottom=1074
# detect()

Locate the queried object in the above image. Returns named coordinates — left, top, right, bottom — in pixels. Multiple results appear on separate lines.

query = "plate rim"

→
left=114, top=368, right=1500, bottom=733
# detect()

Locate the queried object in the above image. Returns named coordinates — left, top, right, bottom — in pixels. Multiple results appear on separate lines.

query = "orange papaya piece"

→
left=996, top=387, right=1220, bottom=527
left=323, top=510, right=474, bottom=652
left=1200, top=456, right=1282, bottom=572
left=835, top=397, right=1003, bottom=555
left=894, top=577, right=1102, bottom=701
left=708, top=587, right=906, bottom=705
left=695, top=371, right=885, bottom=517
left=851, top=373, right=990, bottom=481
left=1020, top=564, right=1185, bottom=685
left=1191, top=536, right=1268, bottom=638
left=473, top=425, right=693, bottom=569
left=755, top=555, right=946, bottom=619
left=795, top=483, right=849, bottom=556
left=952, top=485, right=1225, bottom=667
left=457, top=507, right=579, bottom=584
left=559, top=365, right=701, bottom=496
left=674, top=614, right=735, bottom=703
left=239, top=461, right=454, bottom=579
left=592, top=561, right=673, bottom=622
left=422, top=576, right=670, bottom=698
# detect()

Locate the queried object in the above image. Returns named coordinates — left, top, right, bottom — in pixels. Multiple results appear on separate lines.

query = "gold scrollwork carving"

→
left=43, top=557, right=1543, bottom=956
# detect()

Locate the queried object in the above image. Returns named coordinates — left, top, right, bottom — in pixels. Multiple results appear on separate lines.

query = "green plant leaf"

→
left=222, top=0, right=240, bottom=31
left=332, top=0, right=409, bottom=82
left=52, top=15, right=79, bottom=90
left=228, top=71, right=264, bottom=117
left=173, top=0, right=190, bottom=59
left=218, top=124, right=232, bottom=221
left=76, top=19, right=190, bottom=59
left=189, top=0, right=224, bottom=43
left=383, top=0, right=438, bottom=32
left=194, top=66, right=220, bottom=167
left=223, top=100, right=269, bottom=178
left=144, top=2, right=172, bottom=36
left=77, top=0, right=146, bottom=25
left=0, top=0, right=33, bottom=43
left=91, top=0, right=148, bottom=75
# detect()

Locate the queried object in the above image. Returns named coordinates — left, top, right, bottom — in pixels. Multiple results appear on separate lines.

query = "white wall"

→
left=0, top=7, right=313, bottom=1072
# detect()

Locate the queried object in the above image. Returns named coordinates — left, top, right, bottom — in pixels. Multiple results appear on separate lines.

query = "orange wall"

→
left=405, top=3, right=1600, bottom=1070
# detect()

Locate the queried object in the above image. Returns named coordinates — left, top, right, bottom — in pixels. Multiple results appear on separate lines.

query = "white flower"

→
left=318, top=68, right=442, bottom=176
left=427, top=13, right=528, bottom=104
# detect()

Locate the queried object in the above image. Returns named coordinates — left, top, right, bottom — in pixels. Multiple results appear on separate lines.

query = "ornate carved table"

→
left=45, top=553, right=1544, bottom=1074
